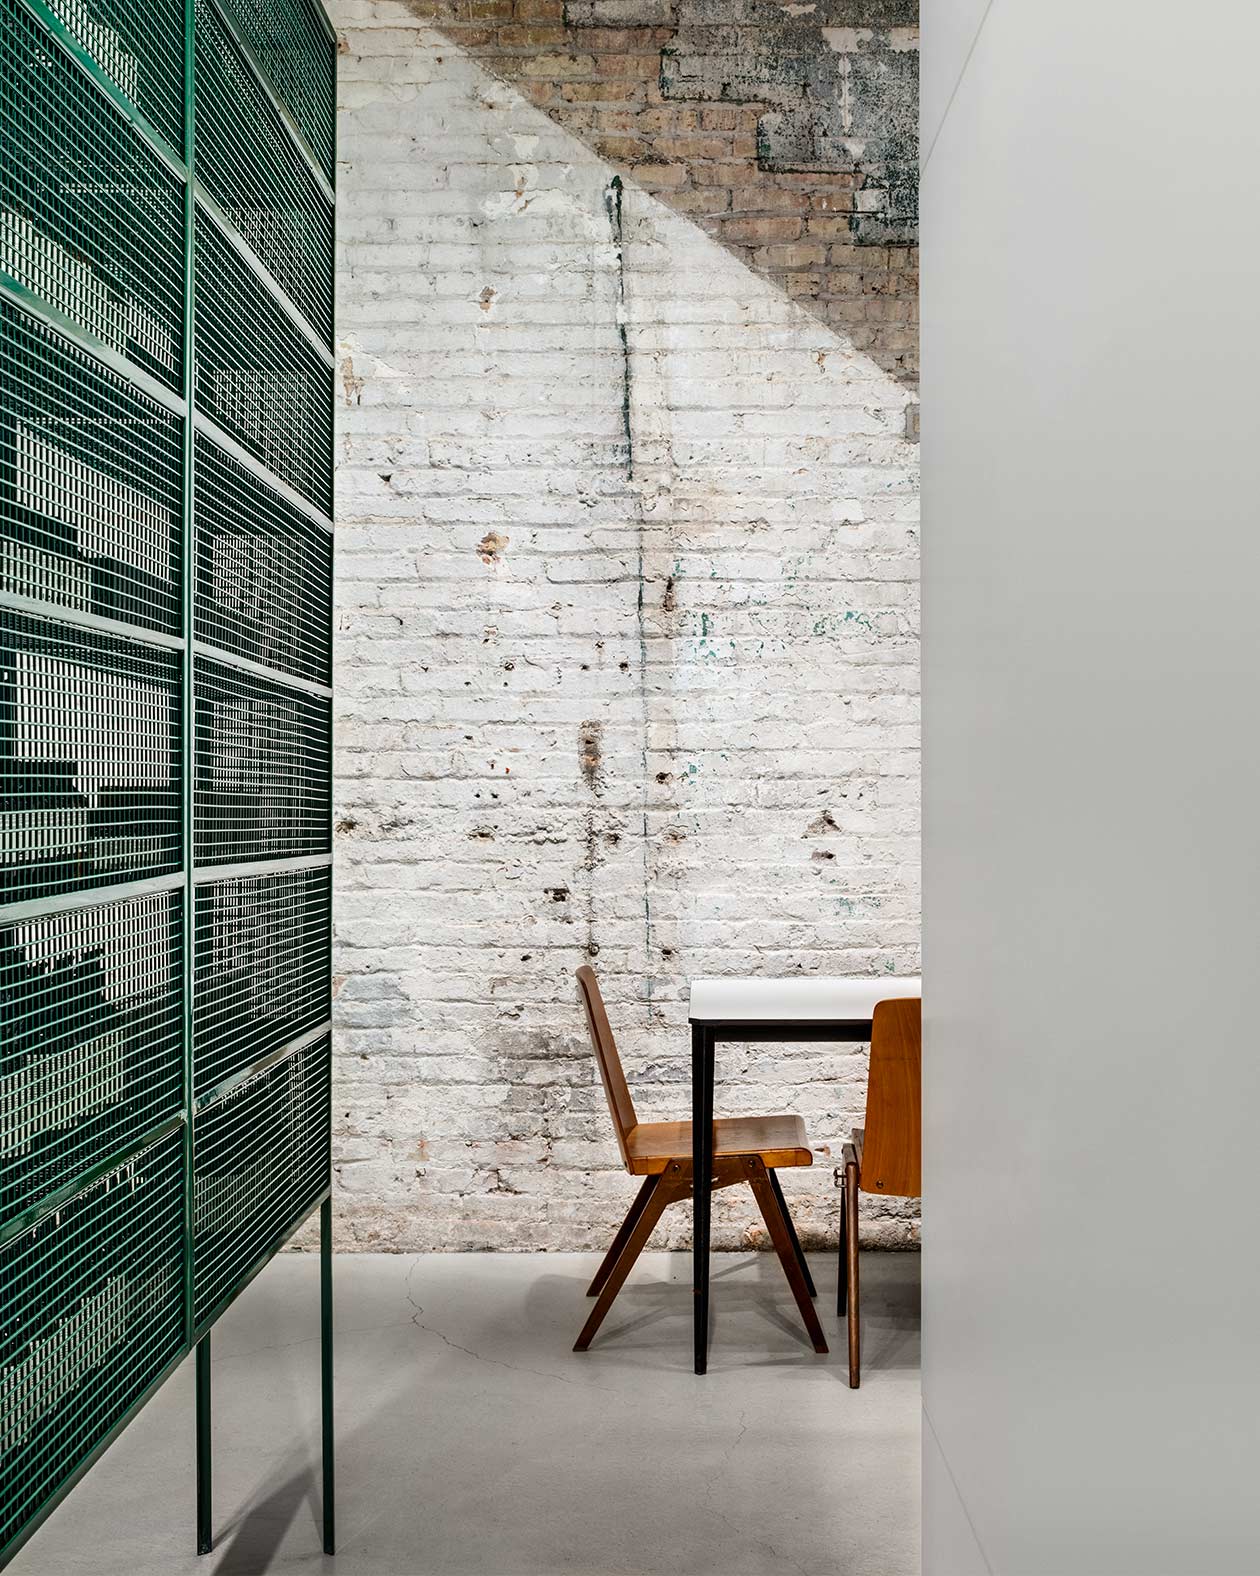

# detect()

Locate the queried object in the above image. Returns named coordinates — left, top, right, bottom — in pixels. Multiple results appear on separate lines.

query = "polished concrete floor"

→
left=17, top=1251, right=920, bottom=1576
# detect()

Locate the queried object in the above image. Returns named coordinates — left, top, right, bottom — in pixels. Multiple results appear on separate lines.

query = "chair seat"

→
left=625, top=1113, right=813, bottom=1175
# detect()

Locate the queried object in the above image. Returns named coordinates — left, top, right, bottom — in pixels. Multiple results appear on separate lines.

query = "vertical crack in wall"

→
left=578, top=720, right=603, bottom=961
left=604, top=175, right=654, bottom=1017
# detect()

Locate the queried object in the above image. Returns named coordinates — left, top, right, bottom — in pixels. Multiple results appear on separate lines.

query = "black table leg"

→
left=692, top=1023, right=714, bottom=1374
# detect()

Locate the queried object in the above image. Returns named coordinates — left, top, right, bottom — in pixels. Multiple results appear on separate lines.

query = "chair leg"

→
left=574, top=1175, right=680, bottom=1352
left=837, top=1175, right=847, bottom=1318
left=845, top=1158, right=860, bottom=1387
left=587, top=1176, right=660, bottom=1297
left=746, top=1160, right=828, bottom=1354
left=767, top=1168, right=816, bottom=1298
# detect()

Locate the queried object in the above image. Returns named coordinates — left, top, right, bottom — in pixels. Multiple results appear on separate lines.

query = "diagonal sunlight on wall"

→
left=331, top=0, right=919, bottom=1252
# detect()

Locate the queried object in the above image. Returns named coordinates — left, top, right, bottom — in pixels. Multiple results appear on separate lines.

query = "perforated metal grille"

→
left=194, top=433, right=331, bottom=686
left=195, top=0, right=333, bottom=345
left=0, top=0, right=185, bottom=389
left=194, top=213, right=333, bottom=515
left=194, top=658, right=330, bottom=865
left=193, top=1033, right=329, bottom=1324
left=194, top=865, right=329, bottom=1098
left=38, top=0, right=185, bottom=150
left=0, top=1126, right=184, bottom=1554
left=0, top=304, right=181, bottom=634
left=1, top=890, right=181, bottom=1228
left=216, top=0, right=335, bottom=180
left=0, top=612, right=180, bottom=904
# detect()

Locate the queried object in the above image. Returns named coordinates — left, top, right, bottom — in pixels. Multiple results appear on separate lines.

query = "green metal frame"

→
left=0, top=0, right=336, bottom=1565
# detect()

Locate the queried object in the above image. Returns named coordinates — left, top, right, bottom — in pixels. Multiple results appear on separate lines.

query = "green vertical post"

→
left=181, top=0, right=201, bottom=1552
left=323, top=16, right=337, bottom=1555
left=321, top=1195, right=335, bottom=1555
left=196, top=1336, right=212, bottom=1554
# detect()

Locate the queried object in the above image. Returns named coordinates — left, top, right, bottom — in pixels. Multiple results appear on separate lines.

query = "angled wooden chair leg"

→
left=837, top=1172, right=848, bottom=1318
left=587, top=1175, right=660, bottom=1296
left=745, top=1160, right=828, bottom=1354
left=844, top=1156, right=860, bottom=1387
left=574, top=1174, right=681, bottom=1352
left=767, top=1167, right=816, bottom=1297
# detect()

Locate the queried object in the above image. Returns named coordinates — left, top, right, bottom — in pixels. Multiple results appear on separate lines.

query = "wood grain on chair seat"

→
left=625, top=1114, right=812, bottom=1174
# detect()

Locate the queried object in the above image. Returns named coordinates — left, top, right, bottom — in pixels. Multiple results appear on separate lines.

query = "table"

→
left=688, top=975, right=922, bottom=1374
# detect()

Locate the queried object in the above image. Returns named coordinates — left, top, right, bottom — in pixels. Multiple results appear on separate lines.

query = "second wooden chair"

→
left=573, top=965, right=828, bottom=1356
left=838, top=995, right=921, bottom=1387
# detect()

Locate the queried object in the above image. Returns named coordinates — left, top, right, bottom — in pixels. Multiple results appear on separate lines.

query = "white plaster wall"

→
left=923, top=1, right=1260, bottom=1569
left=331, top=0, right=919, bottom=1251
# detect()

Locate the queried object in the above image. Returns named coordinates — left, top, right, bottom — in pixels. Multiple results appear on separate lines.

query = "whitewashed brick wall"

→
left=330, top=0, right=920, bottom=1252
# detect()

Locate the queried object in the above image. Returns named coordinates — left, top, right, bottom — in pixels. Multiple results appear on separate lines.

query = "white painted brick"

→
left=329, top=1, right=920, bottom=1255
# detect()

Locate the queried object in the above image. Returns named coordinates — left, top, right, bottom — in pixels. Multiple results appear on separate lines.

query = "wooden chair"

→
left=574, top=965, right=828, bottom=1355
left=838, top=995, right=920, bottom=1387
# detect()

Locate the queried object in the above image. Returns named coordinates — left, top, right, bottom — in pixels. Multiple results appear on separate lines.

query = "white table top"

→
left=688, top=975, right=921, bottom=1023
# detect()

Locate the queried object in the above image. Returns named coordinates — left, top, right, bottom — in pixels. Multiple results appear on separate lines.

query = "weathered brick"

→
left=754, top=241, right=827, bottom=269
left=720, top=214, right=802, bottom=243
left=650, top=134, right=733, bottom=161
left=329, top=0, right=920, bottom=1254
left=729, top=185, right=810, bottom=214
left=633, top=161, right=691, bottom=187
left=562, top=78, right=642, bottom=100
left=805, top=214, right=856, bottom=241
left=691, top=160, right=755, bottom=187
left=667, top=186, right=732, bottom=215
left=594, top=132, right=645, bottom=160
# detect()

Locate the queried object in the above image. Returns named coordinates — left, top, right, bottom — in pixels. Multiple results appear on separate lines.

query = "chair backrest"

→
left=862, top=996, right=921, bottom=1197
left=575, top=965, right=637, bottom=1171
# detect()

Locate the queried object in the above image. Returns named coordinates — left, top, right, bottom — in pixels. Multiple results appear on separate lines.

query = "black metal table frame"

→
left=689, top=1018, right=874, bottom=1375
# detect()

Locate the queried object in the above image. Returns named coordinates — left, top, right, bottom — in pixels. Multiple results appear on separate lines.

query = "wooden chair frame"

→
left=574, top=966, right=827, bottom=1356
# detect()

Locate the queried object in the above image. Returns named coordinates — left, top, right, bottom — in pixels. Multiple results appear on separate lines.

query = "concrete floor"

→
left=16, top=1251, right=920, bottom=1576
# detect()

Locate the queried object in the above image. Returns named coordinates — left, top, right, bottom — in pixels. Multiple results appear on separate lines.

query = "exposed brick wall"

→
left=394, top=0, right=920, bottom=389
left=330, top=0, right=920, bottom=1253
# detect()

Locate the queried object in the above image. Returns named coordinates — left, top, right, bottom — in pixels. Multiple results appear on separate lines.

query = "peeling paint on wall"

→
left=391, top=0, right=919, bottom=389
left=331, top=0, right=919, bottom=1254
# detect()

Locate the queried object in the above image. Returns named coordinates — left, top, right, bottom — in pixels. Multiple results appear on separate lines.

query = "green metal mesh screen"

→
left=0, top=611, right=181, bottom=904
left=1, top=889, right=182, bottom=1225
left=194, top=865, right=330, bottom=1099
left=195, top=0, right=334, bottom=345
left=194, top=432, right=332, bottom=686
left=0, top=1126, right=185, bottom=1555
left=195, top=212, right=334, bottom=515
left=194, top=657, right=331, bottom=865
left=0, top=0, right=186, bottom=389
left=217, top=0, right=335, bottom=180
left=193, top=1032, right=330, bottom=1326
left=0, top=304, right=183, bottom=634
left=37, top=0, right=186, bottom=150
left=0, top=0, right=333, bottom=1561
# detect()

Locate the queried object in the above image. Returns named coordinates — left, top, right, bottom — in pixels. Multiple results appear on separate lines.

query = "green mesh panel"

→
left=0, top=611, right=180, bottom=905
left=38, top=0, right=185, bottom=150
left=194, top=432, right=332, bottom=687
left=1, top=889, right=181, bottom=1225
left=194, top=657, right=330, bottom=866
left=195, top=0, right=334, bottom=345
left=193, top=865, right=330, bottom=1099
left=0, top=0, right=185, bottom=389
left=217, top=0, right=335, bottom=180
left=194, top=210, right=334, bottom=514
left=0, top=1126, right=185, bottom=1554
left=0, top=0, right=334, bottom=1557
left=0, top=304, right=182, bottom=635
left=193, top=1033, right=330, bottom=1325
